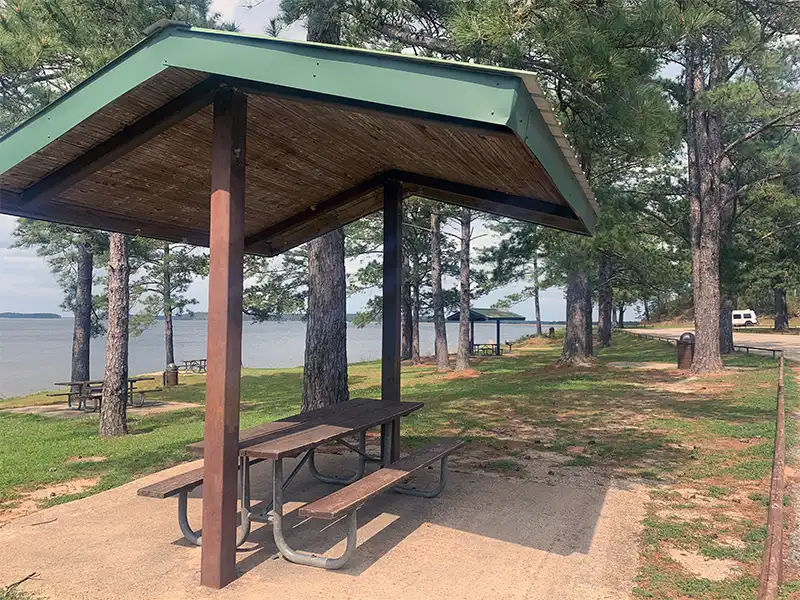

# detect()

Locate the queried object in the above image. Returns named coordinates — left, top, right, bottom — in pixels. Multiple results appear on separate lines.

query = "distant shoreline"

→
left=0, top=312, right=61, bottom=319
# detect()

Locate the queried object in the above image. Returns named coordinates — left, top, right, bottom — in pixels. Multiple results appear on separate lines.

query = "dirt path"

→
left=630, top=328, right=800, bottom=361
left=0, top=455, right=646, bottom=600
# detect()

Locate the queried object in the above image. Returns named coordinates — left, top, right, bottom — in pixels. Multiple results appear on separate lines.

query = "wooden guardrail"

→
left=758, top=353, right=786, bottom=600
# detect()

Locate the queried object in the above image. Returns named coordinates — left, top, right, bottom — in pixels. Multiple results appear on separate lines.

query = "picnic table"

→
left=139, top=398, right=464, bottom=569
left=50, top=376, right=160, bottom=411
left=471, top=343, right=501, bottom=356
left=180, top=359, right=207, bottom=373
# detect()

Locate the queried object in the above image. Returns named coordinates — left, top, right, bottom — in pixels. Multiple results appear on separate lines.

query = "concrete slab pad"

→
left=1, top=400, right=199, bottom=419
left=0, top=454, right=646, bottom=600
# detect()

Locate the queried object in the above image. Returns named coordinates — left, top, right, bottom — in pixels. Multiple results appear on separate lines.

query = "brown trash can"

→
left=164, top=363, right=179, bottom=387
left=677, top=332, right=695, bottom=370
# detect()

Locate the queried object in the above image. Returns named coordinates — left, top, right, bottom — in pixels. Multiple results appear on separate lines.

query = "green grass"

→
left=2, top=333, right=787, bottom=503
left=0, top=333, right=794, bottom=600
left=0, top=590, right=35, bottom=600
left=484, top=458, right=522, bottom=472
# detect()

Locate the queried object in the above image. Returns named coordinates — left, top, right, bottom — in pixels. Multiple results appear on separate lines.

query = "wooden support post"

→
left=496, top=319, right=501, bottom=355
left=470, top=320, right=475, bottom=352
left=381, top=179, right=403, bottom=463
left=200, top=88, right=247, bottom=590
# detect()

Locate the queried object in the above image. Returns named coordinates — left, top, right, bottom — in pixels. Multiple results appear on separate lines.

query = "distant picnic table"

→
left=181, top=359, right=207, bottom=373
left=49, top=376, right=160, bottom=411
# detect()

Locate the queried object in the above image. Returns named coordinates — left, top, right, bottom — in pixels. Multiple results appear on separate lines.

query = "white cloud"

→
left=210, top=0, right=306, bottom=38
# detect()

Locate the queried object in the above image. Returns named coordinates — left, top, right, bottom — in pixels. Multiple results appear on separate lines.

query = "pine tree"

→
left=346, top=0, right=679, bottom=364
left=99, top=232, right=129, bottom=437
left=130, top=241, right=208, bottom=367
left=672, top=0, right=800, bottom=370
left=279, top=0, right=351, bottom=411
left=11, top=221, right=107, bottom=386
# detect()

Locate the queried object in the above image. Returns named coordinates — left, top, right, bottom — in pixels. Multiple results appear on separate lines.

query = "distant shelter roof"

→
left=447, top=308, right=526, bottom=322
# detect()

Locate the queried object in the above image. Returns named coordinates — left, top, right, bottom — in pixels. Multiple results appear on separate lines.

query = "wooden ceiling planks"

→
left=2, top=69, right=578, bottom=254
left=1, top=69, right=208, bottom=191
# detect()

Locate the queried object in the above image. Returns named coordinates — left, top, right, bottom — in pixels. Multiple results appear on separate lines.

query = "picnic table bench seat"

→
left=274, top=437, right=465, bottom=570
left=138, top=458, right=267, bottom=547
left=300, top=437, right=465, bottom=520
left=130, top=387, right=164, bottom=407
left=138, top=457, right=268, bottom=498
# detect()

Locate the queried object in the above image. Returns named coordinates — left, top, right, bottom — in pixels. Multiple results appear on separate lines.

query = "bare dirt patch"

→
left=3, top=401, right=199, bottom=420
left=667, top=547, right=739, bottom=581
left=645, top=376, right=737, bottom=396
left=609, top=362, right=677, bottom=371
left=657, top=507, right=714, bottom=521
left=442, top=369, right=481, bottom=380
left=0, top=477, right=100, bottom=526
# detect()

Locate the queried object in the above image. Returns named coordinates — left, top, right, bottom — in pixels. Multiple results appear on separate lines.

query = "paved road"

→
left=630, top=328, right=800, bottom=361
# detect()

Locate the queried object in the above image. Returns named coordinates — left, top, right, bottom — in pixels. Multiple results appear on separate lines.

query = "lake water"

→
left=0, top=318, right=547, bottom=398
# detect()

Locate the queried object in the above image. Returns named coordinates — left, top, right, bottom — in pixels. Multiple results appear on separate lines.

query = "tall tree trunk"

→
left=411, top=284, right=421, bottom=364
left=559, top=269, right=593, bottom=366
left=302, top=5, right=349, bottom=411
left=643, top=298, right=650, bottom=323
left=455, top=208, right=471, bottom=371
left=401, top=273, right=413, bottom=360
left=775, top=288, right=790, bottom=330
left=686, top=39, right=725, bottom=373
left=71, top=238, right=93, bottom=390
left=719, top=156, right=736, bottom=356
left=585, top=284, right=594, bottom=357
left=719, top=296, right=734, bottom=354
left=618, top=304, right=625, bottom=328
left=430, top=211, right=450, bottom=371
left=303, top=229, right=349, bottom=411
left=598, top=256, right=612, bottom=347
left=162, top=242, right=175, bottom=367
left=533, top=256, right=543, bottom=336
left=99, top=233, right=129, bottom=437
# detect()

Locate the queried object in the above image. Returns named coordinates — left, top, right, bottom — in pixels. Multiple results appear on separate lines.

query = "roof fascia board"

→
left=0, top=31, right=174, bottom=174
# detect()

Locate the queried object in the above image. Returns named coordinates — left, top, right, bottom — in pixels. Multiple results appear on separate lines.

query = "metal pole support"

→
left=309, top=431, right=367, bottom=485
left=270, top=459, right=358, bottom=570
left=393, top=456, right=450, bottom=498
left=177, top=456, right=252, bottom=547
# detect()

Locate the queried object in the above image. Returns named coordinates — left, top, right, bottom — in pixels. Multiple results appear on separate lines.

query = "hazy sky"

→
left=0, top=0, right=573, bottom=321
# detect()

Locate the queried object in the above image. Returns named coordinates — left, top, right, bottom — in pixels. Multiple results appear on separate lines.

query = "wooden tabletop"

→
left=187, top=398, right=423, bottom=459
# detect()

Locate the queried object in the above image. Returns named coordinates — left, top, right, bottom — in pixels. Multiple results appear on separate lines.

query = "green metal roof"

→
left=0, top=24, right=598, bottom=252
left=447, top=308, right=527, bottom=322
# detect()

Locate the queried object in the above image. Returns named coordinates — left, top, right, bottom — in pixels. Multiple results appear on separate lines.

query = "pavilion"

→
left=0, top=21, right=598, bottom=589
left=447, top=308, right=526, bottom=355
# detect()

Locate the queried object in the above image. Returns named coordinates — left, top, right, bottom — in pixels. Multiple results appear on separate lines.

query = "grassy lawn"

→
left=0, top=334, right=795, bottom=599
